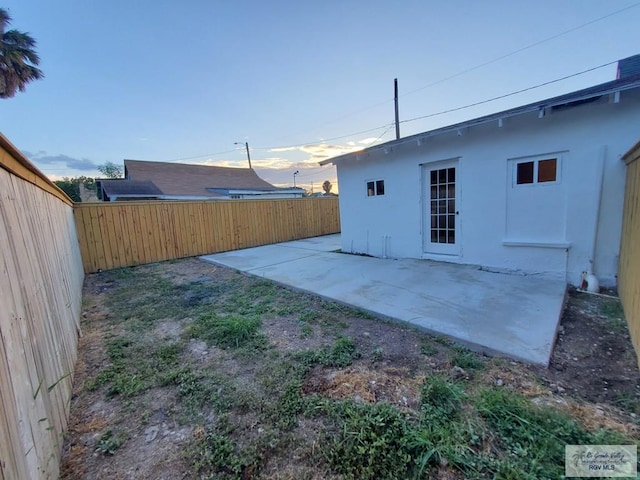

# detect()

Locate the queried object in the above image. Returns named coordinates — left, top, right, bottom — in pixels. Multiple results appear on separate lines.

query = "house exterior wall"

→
left=337, top=90, right=640, bottom=286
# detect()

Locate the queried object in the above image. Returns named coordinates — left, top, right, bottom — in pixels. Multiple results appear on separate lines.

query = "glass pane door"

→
left=423, top=160, right=460, bottom=255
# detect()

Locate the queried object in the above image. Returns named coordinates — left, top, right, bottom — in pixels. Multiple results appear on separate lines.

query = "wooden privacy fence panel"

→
left=74, top=197, right=340, bottom=273
left=620, top=141, right=640, bottom=368
left=0, top=143, right=84, bottom=479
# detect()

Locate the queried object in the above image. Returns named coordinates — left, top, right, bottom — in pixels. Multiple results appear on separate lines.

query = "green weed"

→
left=322, top=401, right=414, bottom=480
left=89, top=338, right=183, bottom=397
left=296, top=336, right=359, bottom=368
left=95, top=429, right=127, bottom=455
left=419, top=340, right=437, bottom=356
left=450, top=348, right=485, bottom=371
left=189, top=425, right=260, bottom=479
left=299, top=322, right=314, bottom=338
left=189, top=313, right=265, bottom=350
left=476, top=387, right=629, bottom=479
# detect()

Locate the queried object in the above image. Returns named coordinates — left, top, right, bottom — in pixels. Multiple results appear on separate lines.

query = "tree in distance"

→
left=0, top=8, right=43, bottom=98
left=54, top=177, right=96, bottom=203
left=322, top=180, right=333, bottom=195
left=98, top=161, right=123, bottom=179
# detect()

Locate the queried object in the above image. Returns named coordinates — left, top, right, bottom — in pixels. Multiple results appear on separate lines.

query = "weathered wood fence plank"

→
left=0, top=133, right=84, bottom=480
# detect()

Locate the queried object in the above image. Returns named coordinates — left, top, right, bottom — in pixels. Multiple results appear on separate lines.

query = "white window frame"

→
left=366, top=179, right=385, bottom=197
left=510, top=154, right=562, bottom=187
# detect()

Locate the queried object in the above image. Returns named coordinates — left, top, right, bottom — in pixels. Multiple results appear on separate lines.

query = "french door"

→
left=422, top=160, right=460, bottom=255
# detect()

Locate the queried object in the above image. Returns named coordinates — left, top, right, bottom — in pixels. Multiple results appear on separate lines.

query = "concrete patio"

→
left=201, top=234, right=567, bottom=365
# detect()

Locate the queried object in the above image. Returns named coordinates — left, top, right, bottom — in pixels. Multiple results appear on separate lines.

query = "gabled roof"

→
left=98, top=179, right=163, bottom=196
left=124, top=160, right=277, bottom=197
left=320, top=70, right=640, bottom=166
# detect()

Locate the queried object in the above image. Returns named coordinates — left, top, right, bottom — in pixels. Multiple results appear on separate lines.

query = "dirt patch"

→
left=60, top=258, right=639, bottom=479
left=304, top=363, right=424, bottom=409
left=537, top=287, right=640, bottom=410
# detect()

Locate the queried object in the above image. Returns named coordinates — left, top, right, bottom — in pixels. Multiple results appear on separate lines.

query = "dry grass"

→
left=315, top=364, right=425, bottom=408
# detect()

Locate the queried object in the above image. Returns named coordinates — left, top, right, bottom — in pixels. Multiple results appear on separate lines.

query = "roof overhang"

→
left=320, top=75, right=640, bottom=167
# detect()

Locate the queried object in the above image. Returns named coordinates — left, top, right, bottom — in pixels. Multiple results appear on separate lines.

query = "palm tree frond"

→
left=0, top=11, right=43, bottom=98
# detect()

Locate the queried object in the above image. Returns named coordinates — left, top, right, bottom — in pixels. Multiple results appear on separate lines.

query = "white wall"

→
left=337, top=90, right=640, bottom=286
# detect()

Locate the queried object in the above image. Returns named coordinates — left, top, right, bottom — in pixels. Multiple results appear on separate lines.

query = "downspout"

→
left=589, top=146, right=606, bottom=277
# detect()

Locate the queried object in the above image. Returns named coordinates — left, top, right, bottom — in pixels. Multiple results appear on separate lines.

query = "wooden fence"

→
left=0, top=134, right=84, bottom=479
left=620, top=140, right=640, bottom=368
left=74, top=197, right=340, bottom=273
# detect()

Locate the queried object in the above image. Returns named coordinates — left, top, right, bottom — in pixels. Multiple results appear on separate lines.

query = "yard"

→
left=61, top=258, right=639, bottom=479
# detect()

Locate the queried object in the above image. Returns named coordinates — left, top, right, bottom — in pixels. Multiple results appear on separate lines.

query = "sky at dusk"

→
left=2, top=1, right=640, bottom=193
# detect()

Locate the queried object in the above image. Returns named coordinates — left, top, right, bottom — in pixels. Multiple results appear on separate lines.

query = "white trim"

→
left=502, top=240, right=571, bottom=249
left=509, top=152, right=564, bottom=187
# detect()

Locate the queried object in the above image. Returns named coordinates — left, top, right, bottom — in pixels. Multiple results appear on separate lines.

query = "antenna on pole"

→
left=394, top=78, right=400, bottom=140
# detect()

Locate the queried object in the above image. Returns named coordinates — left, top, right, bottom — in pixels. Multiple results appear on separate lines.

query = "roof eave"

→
left=320, top=75, right=640, bottom=167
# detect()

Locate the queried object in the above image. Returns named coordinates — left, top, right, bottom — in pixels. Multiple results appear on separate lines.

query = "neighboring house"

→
left=310, top=192, right=338, bottom=198
left=321, top=54, right=640, bottom=287
left=97, top=160, right=304, bottom=201
left=97, top=179, right=163, bottom=202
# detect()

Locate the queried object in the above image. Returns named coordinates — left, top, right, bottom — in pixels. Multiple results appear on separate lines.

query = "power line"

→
left=256, top=1, right=640, bottom=143
left=156, top=54, right=622, bottom=163
left=401, top=1, right=640, bottom=98
left=160, top=148, right=240, bottom=163
left=253, top=123, right=395, bottom=150
left=400, top=60, right=617, bottom=125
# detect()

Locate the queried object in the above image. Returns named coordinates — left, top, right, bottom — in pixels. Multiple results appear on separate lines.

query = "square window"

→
left=516, top=161, right=534, bottom=184
left=538, top=158, right=557, bottom=183
left=367, top=179, right=385, bottom=196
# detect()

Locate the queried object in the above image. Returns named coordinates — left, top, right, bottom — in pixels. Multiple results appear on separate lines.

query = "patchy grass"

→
left=62, top=259, right=640, bottom=479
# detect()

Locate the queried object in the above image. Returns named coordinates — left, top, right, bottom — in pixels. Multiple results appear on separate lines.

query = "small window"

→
left=515, top=158, right=558, bottom=185
left=367, top=181, right=375, bottom=196
left=367, top=179, right=385, bottom=196
left=516, top=161, right=534, bottom=184
left=537, top=159, right=557, bottom=183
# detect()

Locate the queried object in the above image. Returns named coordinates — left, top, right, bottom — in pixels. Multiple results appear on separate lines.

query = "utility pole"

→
left=234, top=142, right=252, bottom=169
left=394, top=78, right=400, bottom=140
left=293, top=170, right=299, bottom=187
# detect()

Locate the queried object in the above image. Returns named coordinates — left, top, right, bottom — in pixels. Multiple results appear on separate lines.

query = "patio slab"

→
left=201, top=234, right=566, bottom=365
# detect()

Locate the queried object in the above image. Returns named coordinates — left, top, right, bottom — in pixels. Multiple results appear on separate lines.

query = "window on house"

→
left=367, top=179, right=385, bottom=196
left=515, top=158, right=558, bottom=185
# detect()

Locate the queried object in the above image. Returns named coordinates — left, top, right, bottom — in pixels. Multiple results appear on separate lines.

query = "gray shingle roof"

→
left=99, top=179, right=162, bottom=196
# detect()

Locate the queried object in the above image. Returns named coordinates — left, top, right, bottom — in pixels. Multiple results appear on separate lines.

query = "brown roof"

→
left=124, top=160, right=276, bottom=197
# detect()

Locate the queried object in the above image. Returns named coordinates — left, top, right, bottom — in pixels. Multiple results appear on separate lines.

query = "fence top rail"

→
left=73, top=197, right=337, bottom=208
left=0, top=131, right=73, bottom=205
left=622, top=138, right=640, bottom=166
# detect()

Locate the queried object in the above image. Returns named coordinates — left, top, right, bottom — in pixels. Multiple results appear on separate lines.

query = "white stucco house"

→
left=321, top=55, right=640, bottom=287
